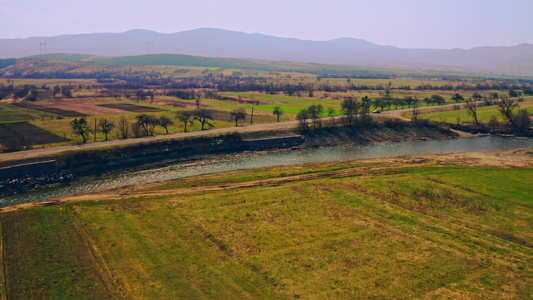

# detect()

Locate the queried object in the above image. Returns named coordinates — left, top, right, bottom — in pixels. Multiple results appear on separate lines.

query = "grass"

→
left=409, top=99, right=533, bottom=124
left=219, top=92, right=344, bottom=115
left=0, top=207, right=118, bottom=298
left=1, top=161, right=532, bottom=298
left=0, top=103, right=50, bottom=123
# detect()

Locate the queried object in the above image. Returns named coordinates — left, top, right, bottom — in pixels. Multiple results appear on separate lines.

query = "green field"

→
left=218, top=92, right=344, bottom=115
left=408, top=99, right=533, bottom=124
left=0, top=103, right=50, bottom=123
left=2, top=159, right=532, bottom=298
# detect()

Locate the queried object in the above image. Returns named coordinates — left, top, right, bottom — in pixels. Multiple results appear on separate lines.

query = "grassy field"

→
left=0, top=103, right=51, bottom=123
left=1, top=154, right=532, bottom=298
left=219, top=92, right=344, bottom=115
left=1, top=91, right=528, bottom=149
left=409, top=99, right=533, bottom=123
left=24, top=95, right=290, bottom=144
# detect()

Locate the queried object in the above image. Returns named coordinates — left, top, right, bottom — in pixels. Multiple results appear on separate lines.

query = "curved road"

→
left=1, top=96, right=530, bottom=162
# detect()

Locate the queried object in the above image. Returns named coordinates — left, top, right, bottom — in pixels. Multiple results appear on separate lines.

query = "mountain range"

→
left=1, top=28, right=532, bottom=76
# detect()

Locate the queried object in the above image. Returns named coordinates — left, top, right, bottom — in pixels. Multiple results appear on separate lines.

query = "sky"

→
left=1, top=0, right=532, bottom=49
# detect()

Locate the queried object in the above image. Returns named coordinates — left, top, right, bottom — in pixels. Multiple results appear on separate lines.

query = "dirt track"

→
left=3, top=96, right=531, bottom=163
left=2, top=148, right=531, bottom=213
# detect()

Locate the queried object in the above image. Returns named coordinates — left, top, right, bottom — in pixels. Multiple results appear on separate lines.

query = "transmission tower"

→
left=216, top=48, right=224, bottom=58
left=39, top=42, right=47, bottom=59
left=146, top=41, right=155, bottom=55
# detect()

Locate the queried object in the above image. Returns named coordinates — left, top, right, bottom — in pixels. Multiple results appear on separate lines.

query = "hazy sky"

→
left=1, top=0, right=532, bottom=49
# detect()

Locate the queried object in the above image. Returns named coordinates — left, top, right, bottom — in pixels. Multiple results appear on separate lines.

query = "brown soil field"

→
left=0, top=122, right=69, bottom=149
left=33, top=98, right=128, bottom=115
left=152, top=98, right=197, bottom=109
left=13, top=102, right=86, bottom=117
left=97, top=103, right=164, bottom=112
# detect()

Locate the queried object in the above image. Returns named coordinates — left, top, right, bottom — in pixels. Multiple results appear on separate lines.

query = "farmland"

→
left=0, top=57, right=531, bottom=155
left=0, top=57, right=532, bottom=299
left=407, top=98, right=533, bottom=123
left=0, top=103, right=50, bottom=122
left=0, top=122, right=69, bottom=151
left=1, top=149, right=532, bottom=298
left=98, top=103, right=165, bottom=112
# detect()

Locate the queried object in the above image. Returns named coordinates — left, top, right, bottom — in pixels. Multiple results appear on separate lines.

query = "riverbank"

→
left=2, top=134, right=533, bottom=210
left=0, top=122, right=460, bottom=197
left=3, top=148, right=530, bottom=213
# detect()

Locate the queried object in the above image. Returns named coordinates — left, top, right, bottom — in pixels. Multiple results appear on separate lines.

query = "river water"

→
left=1, top=136, right=532, bottom=207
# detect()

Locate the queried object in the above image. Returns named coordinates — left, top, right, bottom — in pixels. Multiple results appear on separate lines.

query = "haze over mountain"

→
left=1, top=28, right=532, bottom=76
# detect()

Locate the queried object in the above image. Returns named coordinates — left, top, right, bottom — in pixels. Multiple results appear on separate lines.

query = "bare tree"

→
left=136, top=114, right=158, bottom=136
left=341, top=98, right=359, bottom=126
left=194, top=109, right=214, bottom=130
left=465, top=99, right=479, bottom=125
left=176, top=111, right=193, bottom=132
left=360, top=96, right=372, bottom=124
left=489, top=115, right=499, bottom=132
left=158, top=115, right=174, bottom=134
left=118, top=115, right=129, bottom=139
left=497, top=98, right=518, bottom=130
left=195, top=96, right=201, bottom=109
left=411, top=102, right=420, bottom=124
left=70, top=117, right=91, bottom=143
left=99, top=118, right=115, bottom=141
left=296, top=109, right=310, bottom=131
left=131, top=122, right=142, bottom=138
left=230, top=108, right=247, bottom=127
left=513, top=109, right=531, bottom=132
left=308, top=104, right=324, bottom=128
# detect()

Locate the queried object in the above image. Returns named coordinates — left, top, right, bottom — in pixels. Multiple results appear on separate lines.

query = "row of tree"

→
left=296, top=97, right=374, bottom=130
left=70, top=104, right=293, bottom=143
left=464, top=98, right=531, bottom=132
left=70, top=114, right=173, bottom=143
left=70, top=108, right=223, bottom=143
left=294, top=95, right=531, bottom=134
left=0, top=83, right=74, bottom=100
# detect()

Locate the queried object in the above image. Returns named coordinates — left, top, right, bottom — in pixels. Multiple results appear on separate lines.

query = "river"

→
left=1, top=136, right=532, bottom=207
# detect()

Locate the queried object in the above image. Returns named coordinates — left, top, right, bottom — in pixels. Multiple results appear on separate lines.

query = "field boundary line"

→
left=0, top=219, right=7, bottom=300
left=70, top=208, right=128, bottom=298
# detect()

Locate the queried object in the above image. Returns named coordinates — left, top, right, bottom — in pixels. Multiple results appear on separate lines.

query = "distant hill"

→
left=2, top=54, right=448, bottom=79
left=1, top=28, right=532, bottom=76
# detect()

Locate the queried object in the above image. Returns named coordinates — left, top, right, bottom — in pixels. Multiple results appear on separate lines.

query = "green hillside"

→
left=19, top=53, right=525, bottom=79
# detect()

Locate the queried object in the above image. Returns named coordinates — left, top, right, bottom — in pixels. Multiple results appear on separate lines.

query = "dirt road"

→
left=1, top=96, right=530, bottom=162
